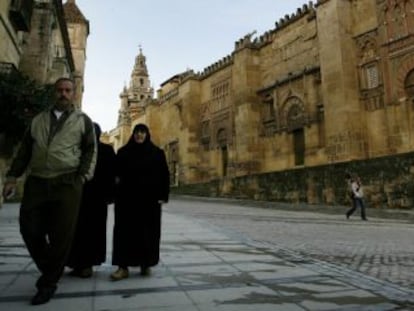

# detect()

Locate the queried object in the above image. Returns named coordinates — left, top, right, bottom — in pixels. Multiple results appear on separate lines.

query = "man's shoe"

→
left=69, top=267, right=93, bottom=278
left=31, top=287, right=56, bottom=305
left=110, top=267, right=129, bottom=281
left=140, top=266, right=151, bottom=276
left=362, top=218, right=368, bottom=221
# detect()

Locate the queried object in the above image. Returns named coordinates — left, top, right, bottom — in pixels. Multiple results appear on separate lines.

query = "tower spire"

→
left=127, top=46, right=154, bottom=103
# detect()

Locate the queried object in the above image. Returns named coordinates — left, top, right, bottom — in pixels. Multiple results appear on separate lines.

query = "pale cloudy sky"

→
left=74, top=0, right=310, bottom=131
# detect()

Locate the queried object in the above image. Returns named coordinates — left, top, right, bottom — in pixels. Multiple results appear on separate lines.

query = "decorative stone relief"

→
left=380, top=0, right=412, bottom=42
left=283, top=96, right=306, bottom=131
left=355, top=30, right=384, bottom=111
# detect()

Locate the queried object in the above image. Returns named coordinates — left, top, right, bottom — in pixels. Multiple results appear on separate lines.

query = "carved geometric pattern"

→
left=210, top=79, right=230, bottom=113
left=355, top=30, right=381, bottom=91
left=380, top=0, right=414, bottom=42
left=356, top=31, right=378, bottom=62
left=284, top=96, right=306, bottom=132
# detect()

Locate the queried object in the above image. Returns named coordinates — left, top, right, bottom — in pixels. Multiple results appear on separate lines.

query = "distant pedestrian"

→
left=111, top=123, right=170, bottom=280
left=346, top=174, right=367, bottom=221
left=66, top=122, right=116, bottom=278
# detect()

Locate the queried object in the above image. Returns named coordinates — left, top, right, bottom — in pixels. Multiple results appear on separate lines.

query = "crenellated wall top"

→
left=198, top=55, right=233, bottom=79
left=196, top=2, right=315, bottom=79
left=161, top=2, right=316, bottom=87
left=234, top=2, right=315, bottom=51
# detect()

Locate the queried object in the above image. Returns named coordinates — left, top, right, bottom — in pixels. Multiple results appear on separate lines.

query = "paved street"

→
left=171, top=196, right=414, bottom=289
left=0, top=196, right=414, bottom=310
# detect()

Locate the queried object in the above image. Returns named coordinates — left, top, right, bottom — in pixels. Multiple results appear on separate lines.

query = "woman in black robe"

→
left=66, top=123, right=116, bottom=277
left=111, top=123, right=170, bottom=280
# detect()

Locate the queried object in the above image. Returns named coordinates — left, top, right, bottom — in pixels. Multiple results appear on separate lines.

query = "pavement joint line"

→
left=0, top=280, right=274, bottom=303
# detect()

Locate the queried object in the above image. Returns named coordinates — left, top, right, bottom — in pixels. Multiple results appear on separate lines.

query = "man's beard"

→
left=55, top=98, right=71, bottom=111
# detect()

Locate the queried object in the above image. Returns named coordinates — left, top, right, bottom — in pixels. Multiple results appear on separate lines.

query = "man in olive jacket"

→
left=2, top=77, right=97, bottom=305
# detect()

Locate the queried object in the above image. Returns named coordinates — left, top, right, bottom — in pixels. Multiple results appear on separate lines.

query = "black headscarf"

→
left=127, top=123, right=151, bottom=146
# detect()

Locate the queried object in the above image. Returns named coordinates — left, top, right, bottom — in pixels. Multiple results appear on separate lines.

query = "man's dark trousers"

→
left=19, top=174, right=83, bottom=290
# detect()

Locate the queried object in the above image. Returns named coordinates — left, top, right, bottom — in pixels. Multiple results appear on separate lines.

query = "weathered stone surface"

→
left=110, top=0, right=414, bottom=208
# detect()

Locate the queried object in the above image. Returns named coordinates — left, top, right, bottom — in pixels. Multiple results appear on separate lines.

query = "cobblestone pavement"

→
left=169, top=195, right=414, bottom=290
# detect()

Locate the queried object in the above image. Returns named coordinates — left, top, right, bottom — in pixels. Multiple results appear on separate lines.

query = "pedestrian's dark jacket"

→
left=112, top=124, right=170, bottom=268
left=115, top=129, right=169, bottom=203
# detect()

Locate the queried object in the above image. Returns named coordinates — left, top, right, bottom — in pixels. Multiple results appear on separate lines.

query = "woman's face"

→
left=133, top=130, right=147, bottom=144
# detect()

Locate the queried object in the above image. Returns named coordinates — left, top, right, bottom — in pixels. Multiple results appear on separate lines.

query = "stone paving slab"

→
left=0, top=202, right=413, bottom=310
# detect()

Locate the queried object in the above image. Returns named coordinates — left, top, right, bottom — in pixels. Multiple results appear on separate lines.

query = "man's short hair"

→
left=54, top=77, right=76, bottom=88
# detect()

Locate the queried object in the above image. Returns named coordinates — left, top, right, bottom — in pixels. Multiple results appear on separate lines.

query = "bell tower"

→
left=115, top=47, right=154, bottom=147
left=128, top=46, right=154, bottom=104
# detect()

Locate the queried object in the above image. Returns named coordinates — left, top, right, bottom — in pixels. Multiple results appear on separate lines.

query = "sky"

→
left=74, top=0, right=310, bottom=132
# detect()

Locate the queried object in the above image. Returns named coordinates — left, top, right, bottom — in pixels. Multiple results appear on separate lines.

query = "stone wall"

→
left=172, top=152, right=414, bottom=209
left=111, top=0, right=414, bottom=210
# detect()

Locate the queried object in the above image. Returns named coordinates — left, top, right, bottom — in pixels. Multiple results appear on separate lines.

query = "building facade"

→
left=63, top=0, right=89, bottom=108
left=0, top=0, right=89, bottom=204
left=1, top=0, right=88, bottom=103
left=109, top=0, right=414, bottom=208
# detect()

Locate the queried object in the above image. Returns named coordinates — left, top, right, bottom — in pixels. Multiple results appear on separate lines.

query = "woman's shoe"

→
left=110, top=267, right=129, bottom=281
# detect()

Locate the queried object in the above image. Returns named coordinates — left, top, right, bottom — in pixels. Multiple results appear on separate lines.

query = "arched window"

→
left=404, top=69, right=414, bottom=100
